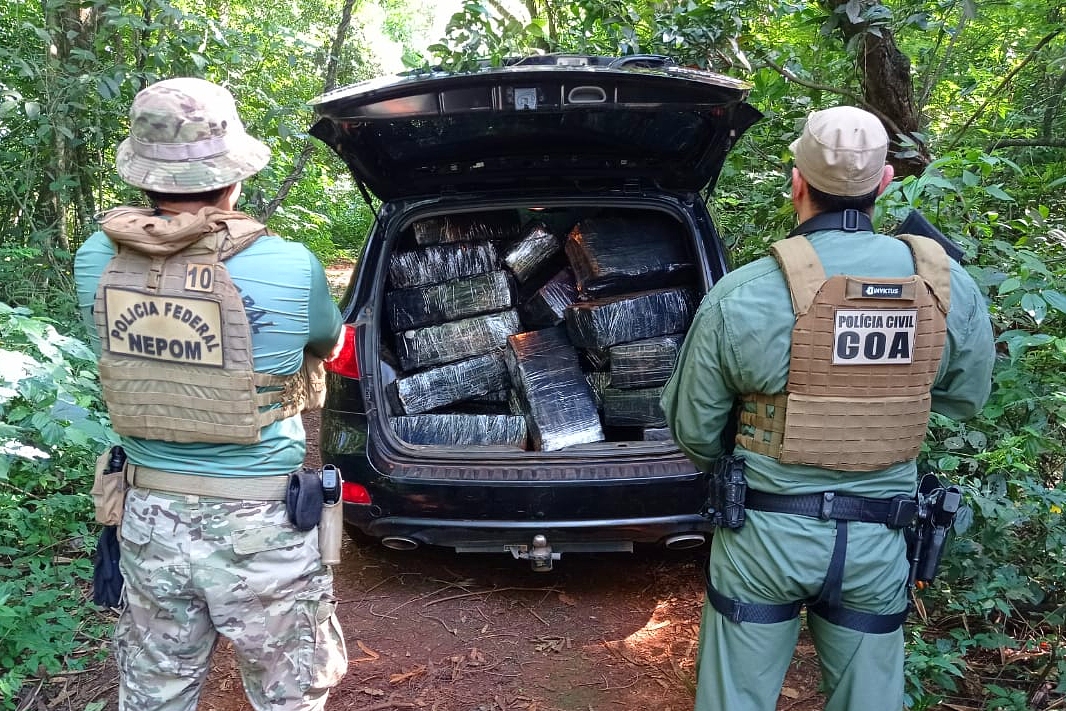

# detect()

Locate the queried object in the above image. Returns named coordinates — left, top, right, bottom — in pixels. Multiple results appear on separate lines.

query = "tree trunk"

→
left=262, top=0, right=358, bottom=220
left=821, top=0, right=928, bottom=177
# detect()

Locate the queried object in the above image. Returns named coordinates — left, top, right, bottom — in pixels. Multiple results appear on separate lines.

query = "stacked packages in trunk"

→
left=382, top=208, right=701, bottom=449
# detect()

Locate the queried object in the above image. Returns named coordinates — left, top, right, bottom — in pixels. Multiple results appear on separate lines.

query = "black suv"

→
left=309, top=54, right=761, bottom=569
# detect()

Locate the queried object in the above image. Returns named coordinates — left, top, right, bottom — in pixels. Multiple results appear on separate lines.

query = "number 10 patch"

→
left=185, top=263, right=215, bottom=292
left=833, top=309, right=917, bottom=364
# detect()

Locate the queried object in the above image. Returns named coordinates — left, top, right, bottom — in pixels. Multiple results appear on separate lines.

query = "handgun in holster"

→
left=906, top=473, right=963, bottom=588
left=705, top=455, right=747, bottom=530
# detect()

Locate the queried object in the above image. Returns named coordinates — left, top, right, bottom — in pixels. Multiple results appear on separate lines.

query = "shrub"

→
left=0, top=303, right=116, bottom=707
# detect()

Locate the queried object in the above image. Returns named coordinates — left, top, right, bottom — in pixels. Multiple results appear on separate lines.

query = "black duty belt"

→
left=745, top=489, right=917, bottom=529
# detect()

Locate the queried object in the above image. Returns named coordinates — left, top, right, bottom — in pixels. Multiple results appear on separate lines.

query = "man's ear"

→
left=877, top=164, right=895, bottom=195
left=791, top=167, right=806, bottom=202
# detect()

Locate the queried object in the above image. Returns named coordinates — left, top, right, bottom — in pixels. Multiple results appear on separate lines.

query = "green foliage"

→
left=0, top=303, right=117, bottom=707
left=873, top=150, right=1066, bottom=706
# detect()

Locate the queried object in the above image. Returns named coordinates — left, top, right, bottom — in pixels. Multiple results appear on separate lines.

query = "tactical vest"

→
left=736, top=234, right=951, bottom=472
left=93, top=206, right=325, bottom=445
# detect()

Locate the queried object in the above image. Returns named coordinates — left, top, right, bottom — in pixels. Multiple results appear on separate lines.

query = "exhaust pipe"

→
left=664, top=533, right=706, bottom=550
left=380, top=536, right=420, bottom=551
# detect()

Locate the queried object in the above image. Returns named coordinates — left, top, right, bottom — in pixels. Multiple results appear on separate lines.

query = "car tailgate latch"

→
left=508, top=534, right=560, bottom=572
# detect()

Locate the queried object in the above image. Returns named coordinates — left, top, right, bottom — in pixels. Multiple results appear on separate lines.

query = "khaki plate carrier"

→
left=736, top=234, right=951, bottom=472
left=93, top=207, right=324, bottom=445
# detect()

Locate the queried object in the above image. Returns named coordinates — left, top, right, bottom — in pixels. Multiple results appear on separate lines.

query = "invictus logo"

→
left=863, top=283, right=904, bottom=298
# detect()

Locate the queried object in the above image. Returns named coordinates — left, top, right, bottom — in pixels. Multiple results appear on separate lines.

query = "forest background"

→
left=1, top=0, right=1064, bottom=709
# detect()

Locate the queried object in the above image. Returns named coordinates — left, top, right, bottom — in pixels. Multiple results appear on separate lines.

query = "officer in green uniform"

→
left=661, top=106, right=995, bottom=711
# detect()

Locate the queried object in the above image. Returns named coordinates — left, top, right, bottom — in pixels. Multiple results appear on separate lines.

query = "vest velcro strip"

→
left=110, top=413, right=260, bottom=444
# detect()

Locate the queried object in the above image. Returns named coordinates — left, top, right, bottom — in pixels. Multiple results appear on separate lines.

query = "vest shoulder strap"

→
left=897, top=234, right=951, bottom=313
left=770, top=236, right=826, bottom=316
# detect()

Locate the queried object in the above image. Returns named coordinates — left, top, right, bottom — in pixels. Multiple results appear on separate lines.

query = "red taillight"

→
left=324, top=324, right=360, bottom=379
left=342, top=481, right=372, bottom=505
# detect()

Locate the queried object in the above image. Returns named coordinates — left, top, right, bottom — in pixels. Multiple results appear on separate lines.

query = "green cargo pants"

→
left=694, top=511, right=909, bottom=711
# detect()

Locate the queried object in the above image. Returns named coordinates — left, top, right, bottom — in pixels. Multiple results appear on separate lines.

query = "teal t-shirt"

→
left=661, top=229, right=996, bottom=498
left=74, top=229, right=343, bottom=477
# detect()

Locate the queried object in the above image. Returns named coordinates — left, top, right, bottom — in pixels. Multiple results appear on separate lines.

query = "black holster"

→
left=906, top=473, right=963, bottom=587
left=707, top=455, right=747, bottom=530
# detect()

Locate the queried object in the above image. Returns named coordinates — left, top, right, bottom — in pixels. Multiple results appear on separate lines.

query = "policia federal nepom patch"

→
left=103, top=286, right=224, bottom=366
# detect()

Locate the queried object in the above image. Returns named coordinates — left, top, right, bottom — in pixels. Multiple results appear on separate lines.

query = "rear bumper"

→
left=343, top=503, right=713, bottom=551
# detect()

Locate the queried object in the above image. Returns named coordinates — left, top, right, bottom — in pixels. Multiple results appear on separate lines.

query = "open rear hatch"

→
left=309, top=55, right=762, bottom=200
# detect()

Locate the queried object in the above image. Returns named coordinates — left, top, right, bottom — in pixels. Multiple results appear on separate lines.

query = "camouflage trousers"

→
left=115, top=487, right=348, bottom=711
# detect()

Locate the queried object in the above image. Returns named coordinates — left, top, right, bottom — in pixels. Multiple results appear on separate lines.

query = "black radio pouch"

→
left=286, top=468, right=324, bottom=531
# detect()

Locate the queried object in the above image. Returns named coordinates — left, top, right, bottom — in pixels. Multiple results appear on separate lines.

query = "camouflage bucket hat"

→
left=116, top=77, right=271, bottom=193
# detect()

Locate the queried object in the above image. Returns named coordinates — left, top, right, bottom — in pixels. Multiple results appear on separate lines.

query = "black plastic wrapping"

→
left=643, top=427, right=675, bottom=442
left=385, top=270, right=513, bottom=332
left=609, top=334, right=685, bottom=389
left=391, top=414, right=527, bottom=447
left=388, top=241, right=499, bottom=289
left=396, top=309, right=522, bottom=371
left=503, top=222, right=561, bottom=283
left=585, top=371, right=611, bottom=409
left=518, top=267, right=578, bottom=328
left=602, top=385, right=667, bottom=427
left=565, top=287, right=698, bottom=350
left=412, top=211, right=522, bottom=246
left=447, top=388, right=516, bottom=415
left=388, top=351, right=512, bottom=415
left=506, top=327, right=604, bottom=451
left=565, top=213, right=694, bottom=295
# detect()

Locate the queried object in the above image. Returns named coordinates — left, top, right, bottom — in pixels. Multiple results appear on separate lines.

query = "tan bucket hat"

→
left=116, top=77, right=271, bottom=193
left=790, top=106, right=888, bottom=197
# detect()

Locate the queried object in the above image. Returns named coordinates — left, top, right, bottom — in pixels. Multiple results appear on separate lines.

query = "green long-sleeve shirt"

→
left=661, top=228, right=995, bottom=499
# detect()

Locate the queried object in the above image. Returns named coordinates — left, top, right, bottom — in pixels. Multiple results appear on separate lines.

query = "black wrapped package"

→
left=386, top=270, right=513, bottom=332
left=518, top=268, right=578, bottom=328
left=585, top=371, right=611, bottom=409
left=609, top=334, right=685, bottom=389
left=565, top=287, right=698, bottom=350
left=388, top=241, right=499, bottom=289
left=412, top=212, right=521, bottom=246
left=388, top=351, right=511, bottom=415
left=391, top=414, right=527, bottom=448
left=565, top=214, right=694, bottom=295
left=602, top=386, right=667, bottom=427
left=643, top=427, right=675, bottom=442
left=446, top=389, right=515, bottom=415
left=506, top=327, right=604, bottom=451
left=396, top=309, right=522, bottom=371
left=503, top=222, right=561, bottom=283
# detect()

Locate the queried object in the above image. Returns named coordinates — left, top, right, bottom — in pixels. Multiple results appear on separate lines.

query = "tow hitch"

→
left=508, top=534, right=560, bottom=572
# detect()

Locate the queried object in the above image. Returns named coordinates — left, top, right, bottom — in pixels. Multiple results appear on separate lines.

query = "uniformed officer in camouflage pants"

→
left=662, top=106, right=995, bottom=711
left=75, top=78, right=348, bottom=711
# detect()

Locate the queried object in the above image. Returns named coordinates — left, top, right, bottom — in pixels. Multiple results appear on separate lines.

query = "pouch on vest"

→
left=90, top=446, right=128, bottom=526
left=301, top=350, right=327, bottom=411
